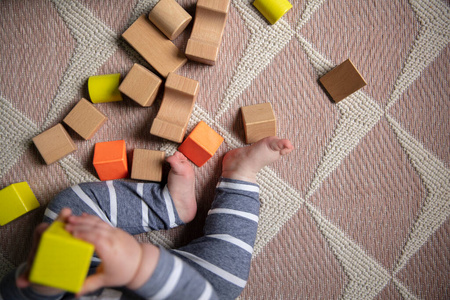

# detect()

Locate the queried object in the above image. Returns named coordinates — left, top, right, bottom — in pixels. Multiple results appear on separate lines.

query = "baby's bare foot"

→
left=166, top=151, right=197, bottom=223
left=221, top=136, right=294, bottom=183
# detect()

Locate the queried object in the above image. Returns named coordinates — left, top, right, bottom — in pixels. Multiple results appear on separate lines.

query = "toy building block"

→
left=122, top=15, right=187, bottom=78
left=253, top=0, right=293, bottom=24
left=185, top=0, right=231, bottom=65
left=150, top=73, right=199, bottom=143
left=178, top=121, right=224, bottom=167
left=241, top=102, right=276, bottom=144
left=93, top=140, right=128, bottom=181
left=63, top=98, right=107, bottom=140
left=32, top=123, right=77, bottom=165
left=319, top=59, right=367, bottom=103
left=88, top=73, right=123, bottom=103
left=29, top=221, right=94, bottom=293
left=131, top=149, right=165, bottom=182
left=119, top=63, right=162, bottom=107
left=148, top=0, right=192, bottom=40
left=0, top=182, right=39, bottom=226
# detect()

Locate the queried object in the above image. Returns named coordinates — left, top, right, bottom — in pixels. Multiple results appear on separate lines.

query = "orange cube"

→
left=93, top=140, right=128, bottom=181
left=178, top=121, right=224, bottom=167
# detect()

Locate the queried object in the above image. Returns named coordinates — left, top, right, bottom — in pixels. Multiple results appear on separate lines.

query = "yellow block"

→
left=29, top=221, right=95, bottom=293
left=88, top=73, right=123, bottom=103
left=0, top=182, right=39, bottom=226
left=253, top=0, right=292, bottom=24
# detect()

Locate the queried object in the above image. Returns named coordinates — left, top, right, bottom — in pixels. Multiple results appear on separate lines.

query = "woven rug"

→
left=1, top=0, right=449, bottom=299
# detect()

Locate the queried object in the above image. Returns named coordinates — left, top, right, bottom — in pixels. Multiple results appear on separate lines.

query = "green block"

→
left=29, top=221, right=95, bottom=293
left=0, top=182, right=40, bottom=226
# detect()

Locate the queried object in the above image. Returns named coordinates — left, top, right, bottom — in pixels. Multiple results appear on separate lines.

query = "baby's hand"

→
left=65, top=213, right=144, bottom=296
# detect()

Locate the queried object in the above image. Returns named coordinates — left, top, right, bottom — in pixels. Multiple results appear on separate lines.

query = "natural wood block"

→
left=32, top=124, right=77, bottom=165
left=0, top=182, right=39, bottom=226
left=185, top=0, right=231, bottom=65
left=253, top=0, right=293, bottom=24
left=148, top=0, right=192, bottom=40
left=178, top=121, right=224, bottom=167
left=63, top=98, right=107, bottom=139
left=88, top=73, right=123, bottom=103
left=319, top=59, right=367, bottom=103
left=122, top=15, right=187, bottom=78
left=119, top=63, right=162, bottom=107
left=150, top=73, right=199, bottom=143
left=241, top=102, right=276, bottom=144
left=131, top=149, right=165, bottom=182
left=93, top=140, right=128, bottom=181
left=29, top=221, right=94, bottom=293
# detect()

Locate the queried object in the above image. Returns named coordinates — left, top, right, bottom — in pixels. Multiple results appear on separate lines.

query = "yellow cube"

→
left=0, top=182, right=40, bottom=226
left=29, top=221, right=95, bottom=293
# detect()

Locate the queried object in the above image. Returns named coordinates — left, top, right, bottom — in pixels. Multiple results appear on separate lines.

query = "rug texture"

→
left=1, top=0, right=449, bottom=299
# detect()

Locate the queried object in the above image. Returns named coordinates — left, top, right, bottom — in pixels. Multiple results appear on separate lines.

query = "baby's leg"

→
left=173, top=137, right=293, bottom=299
left=44, top=152, right=197, bottom=235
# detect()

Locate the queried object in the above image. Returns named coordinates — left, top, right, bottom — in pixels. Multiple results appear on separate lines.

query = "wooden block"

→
left=32, top=124, right=77, bottom=165
left=253, top=0, right=293, bottom=24
left=122, top=15, right=187, bottom=78
left=319, top=59, right=367, bottom=103
left=185, top=0, right=231, bottom=65
left=29, top=221, right=94, bottom=293
left=131, top=149, right=165, bottom=182
left=178, top=121, right=224, bottom=167
left=0, top=182, right=39, bottom=226
left=241, top=102, right=276, bottom=144
left=88, top=73, right=123, bottom=103
left=63, top=98, right=107, bottom=139
left=119, top=63, right=162, bottom=107
left=148, top=0, right=192, bottom=40
left=93, top=140, right=128, bottom=181
left=150, top=73, right=199, bottom=142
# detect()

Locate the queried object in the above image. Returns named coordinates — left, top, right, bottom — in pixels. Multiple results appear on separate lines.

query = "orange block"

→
left=178, top=121, right=224, bottom=167
left=93, top=140, right=128, bottom=181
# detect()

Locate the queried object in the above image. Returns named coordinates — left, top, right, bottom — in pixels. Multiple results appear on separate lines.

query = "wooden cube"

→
left=131, top=149, right=165, bottom=182
left=119, top=63, right=162, bottom=107
left=122, top=15, right=187, bottom=78
left=93, top=140, right=128, bottom=181
left=150, top=73, right=199, bottom=143
left=0, top=182, right=40, bottom=226
left=319, top=59, right=367, bottom=103
left=29, top=221, right=94, bottom=293
left=253, top=0, right=293, bottom=24
left=148, top=0, right=192, bottom=40
left=32, top=124, right=77, bottom=165
left=63, top=98, right=107, bottom=140
left=241, top=103, right=276, bottom=144
left=88, top=73, right=123, bottom=103
left=178, top=121, right=224, bottom=167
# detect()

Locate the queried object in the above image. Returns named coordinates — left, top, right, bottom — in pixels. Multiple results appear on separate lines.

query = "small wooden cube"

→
left=131, top=149, right=165, bottom=182
left=63, top=98, right=107, bottom=139
left=241, top=103, right=276, bottom=144
left=119, top=64, right=162, bottom=107
left=178, top=121, right=224, bottom=167
left=319, top=59, right=367, bottom=103
left=29, top=221, right=94, bottom=293
left=148, top=0, right=192, bottom=40
left=88, top=73, right=123, bottom=103
left=0, top=182, right=40, bottom=226
left=253, top=0, right=293, bottom=24
left=93, top=140, right=128, bottom=181
left=32, top=124, right=77, bottom=165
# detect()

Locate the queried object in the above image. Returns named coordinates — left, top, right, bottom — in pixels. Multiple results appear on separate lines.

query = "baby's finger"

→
left=77, top=272, right=106, bottom=297
left=55, top=208, right=72, bottom=223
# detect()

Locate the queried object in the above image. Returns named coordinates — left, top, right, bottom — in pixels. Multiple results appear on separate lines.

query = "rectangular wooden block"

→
left=63, top=98, right=107, bottom=139
left=131, top=149, right=165, bottom=182
left=29, top=221, right=94, bottom=293
left=319, top=59, right=367, bottom=103
left=32, top=123, right=77, bottom=165
left=178, top=121, right=224, bottom=167
left=241, top=102, right=276, bottom=144
left=93, top=140, right=128, bottom=181
left=0, top=182, right=39, bottom=226
left=119, top=63, right=162, bottom=107
left=122, top=15, right=187, bottom=78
